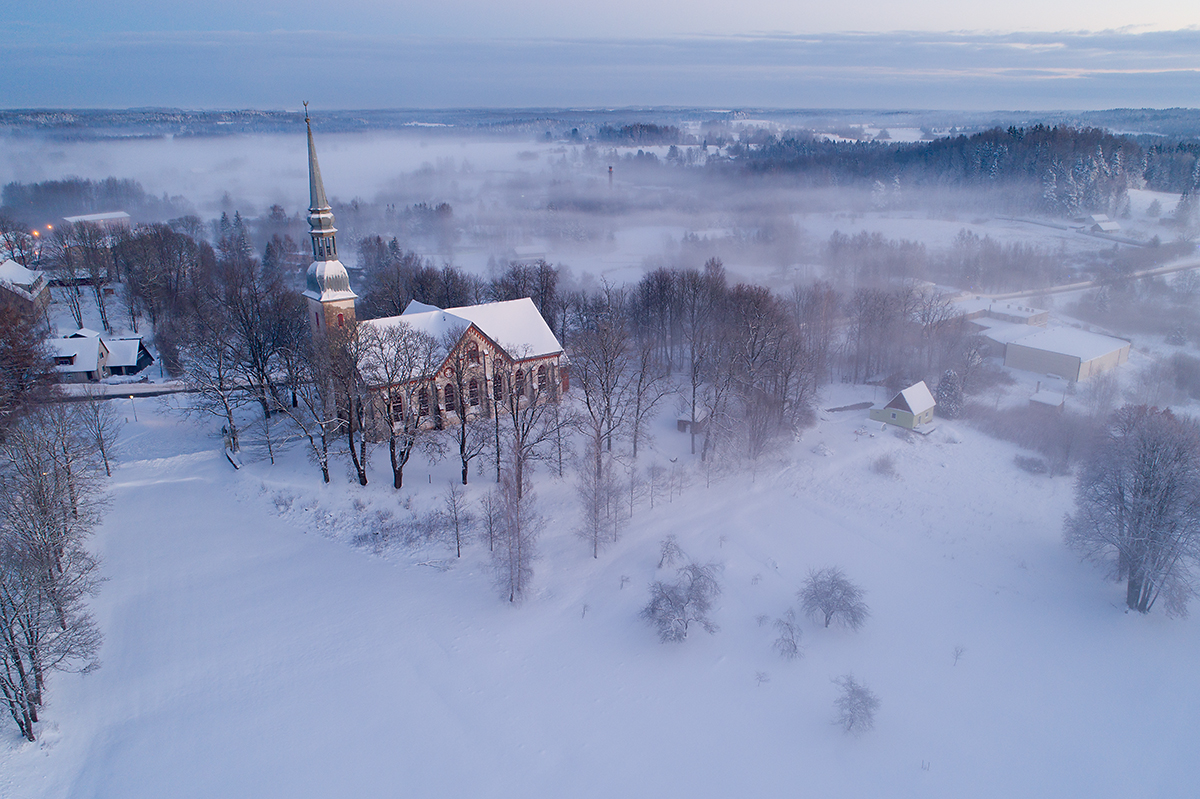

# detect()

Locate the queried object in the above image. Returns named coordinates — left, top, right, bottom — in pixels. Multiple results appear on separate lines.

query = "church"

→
left=299, top=113, right=568, bottom=428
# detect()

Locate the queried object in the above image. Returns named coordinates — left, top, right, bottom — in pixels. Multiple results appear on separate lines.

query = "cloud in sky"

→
left=7, top=28, right=1200, bottom=109
left=11, top=0, right=1200, bottom=38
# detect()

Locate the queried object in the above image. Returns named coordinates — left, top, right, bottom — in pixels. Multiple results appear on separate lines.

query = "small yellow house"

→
left=870, top=381, right=936, bottom=429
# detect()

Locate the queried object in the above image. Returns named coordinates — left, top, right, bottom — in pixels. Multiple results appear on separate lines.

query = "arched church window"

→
left=469, top=379, right=480, bottom=406
left=418, top=387, right=429, bottom=416
left=537, top=365, right=547, bottom=391
left=444, top=383, right=456, bottom=411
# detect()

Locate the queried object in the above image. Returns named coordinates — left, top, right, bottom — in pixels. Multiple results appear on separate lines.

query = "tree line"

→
left=732, top=125, right=1200, bottom=217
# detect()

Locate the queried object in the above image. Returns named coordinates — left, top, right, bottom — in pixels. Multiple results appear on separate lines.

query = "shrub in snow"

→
left=1014, top=455, right=1048, bottom=475
left=800, top=567, right=869, bottom=630
left=772, top=609, right=803, bottom=660
left=833, top=674, right=880, bottom=733
left=870, top=454, right=896, bottom=478
left=641, top=562, right=722, bottom=642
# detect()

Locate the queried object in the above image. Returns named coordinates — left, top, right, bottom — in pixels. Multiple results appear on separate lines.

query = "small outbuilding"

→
left=870, top=381, right=936, bottom=429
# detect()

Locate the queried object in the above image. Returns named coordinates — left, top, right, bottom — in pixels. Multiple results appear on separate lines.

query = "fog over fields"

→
left=3, top=105, right=1200, bottom=798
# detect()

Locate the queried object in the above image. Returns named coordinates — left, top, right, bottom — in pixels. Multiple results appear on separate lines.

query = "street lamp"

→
left=129, top=395, right=137, bottom=422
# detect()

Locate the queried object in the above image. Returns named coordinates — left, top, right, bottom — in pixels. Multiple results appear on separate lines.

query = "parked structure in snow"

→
left=870, top=381, right=936, bottom=429
left=1030, top=386, right=1066, bottom=412
left=1004, top=328, right=1130, bottom=382
left=0, top=259, right=50, bottom=316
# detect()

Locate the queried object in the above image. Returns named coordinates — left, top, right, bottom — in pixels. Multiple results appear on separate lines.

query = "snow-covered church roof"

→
left=441, top=298, right=562, bottom=360
left=387, top=298, right=562, bottom=361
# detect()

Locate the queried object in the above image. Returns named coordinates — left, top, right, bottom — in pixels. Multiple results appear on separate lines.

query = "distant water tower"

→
left=608, top=165, right=613, bottom=186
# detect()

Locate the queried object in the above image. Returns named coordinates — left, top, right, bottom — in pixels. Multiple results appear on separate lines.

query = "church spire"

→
left=302, top=103, right=338, bottom=261
left=306, top=104, right=331, bottom=213
left=301, top=104, right=355, bottom=312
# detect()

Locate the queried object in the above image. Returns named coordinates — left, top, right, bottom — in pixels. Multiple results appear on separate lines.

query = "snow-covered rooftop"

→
left=0, top=259, right=46, bottom=295
left=366, top=306, right=468, bottom=353
left=49, top=336, right=104, bottom=373
left=1008, top=327, right=1130, bottom=362
left=62, top=210, right=131, bottom=225
left=955, top=296, right=1046, bottom=321
left=444, top=298, right=562, bottom=360
left=977, top=319, right=1043, bottom=346
left=886, top=381, right=935, bottom=414
left=105, top=338, right=145, bottom=369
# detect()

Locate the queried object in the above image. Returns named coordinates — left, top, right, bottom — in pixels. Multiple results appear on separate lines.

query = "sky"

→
left=6, top=1, right=1200, bottom=109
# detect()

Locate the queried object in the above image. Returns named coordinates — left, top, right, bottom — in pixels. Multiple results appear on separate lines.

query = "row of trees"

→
left=1, top=402, right=113, bottom=741
left=736, top=125, right=1195, bottom=217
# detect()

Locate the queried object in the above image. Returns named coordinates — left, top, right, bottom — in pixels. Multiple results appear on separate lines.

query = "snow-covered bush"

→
left=641, top=562, right=722, bottom=642
left=833, top=674, right=880, bottom=733
left=800, top=567, right=869, bottom=630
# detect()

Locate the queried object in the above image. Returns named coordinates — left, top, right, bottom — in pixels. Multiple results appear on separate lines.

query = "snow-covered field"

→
left=3, top=381, right=1198, bottom=798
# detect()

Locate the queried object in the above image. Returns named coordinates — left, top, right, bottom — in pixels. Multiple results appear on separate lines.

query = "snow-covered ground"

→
left=2, top=379, right=1198, bottom=798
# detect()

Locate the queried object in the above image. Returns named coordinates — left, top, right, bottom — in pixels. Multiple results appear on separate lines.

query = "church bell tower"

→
left=301, top=105, right=357, bottom=338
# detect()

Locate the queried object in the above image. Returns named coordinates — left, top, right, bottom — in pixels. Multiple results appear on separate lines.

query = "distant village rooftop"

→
left=62, top=211, right=131, bottom=227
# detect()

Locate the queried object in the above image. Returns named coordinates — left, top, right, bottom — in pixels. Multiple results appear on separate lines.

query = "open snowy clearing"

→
left=2, top=385, right=1198, bottom=798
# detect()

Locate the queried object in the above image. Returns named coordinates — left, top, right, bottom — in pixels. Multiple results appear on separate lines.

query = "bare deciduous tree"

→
left=1066, top=405, right=1200, bottom=616
left=773, top=608, right=803, bottom=660
left=442, top=482, right=475, bottom=558
left=359, top=321, right=442, bottom=488
left=76, top=387, right=122, bottom=477
left=479, top=488, right=503, bottom=552
left=492, top=472, right=542, bottom=602
left=576, top=440, right=623, bottom=558
left=641, top=561, right=722, bottom=642
left=0, top=411, right=104, bottom=742
left=438, top=330, right=491, bottom=485
left=498, top=353, right=569, bottom=499
left=800, top=567, right=870, bottom=630
left=833, top=674, right=879, bottom=733
left=328, top=323, right=372, bottom=485
left=278, top=338, right=343, bottom=483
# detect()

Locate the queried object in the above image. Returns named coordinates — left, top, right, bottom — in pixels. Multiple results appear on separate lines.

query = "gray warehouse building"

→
left=1004, top=328, right=1130, bottom=381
